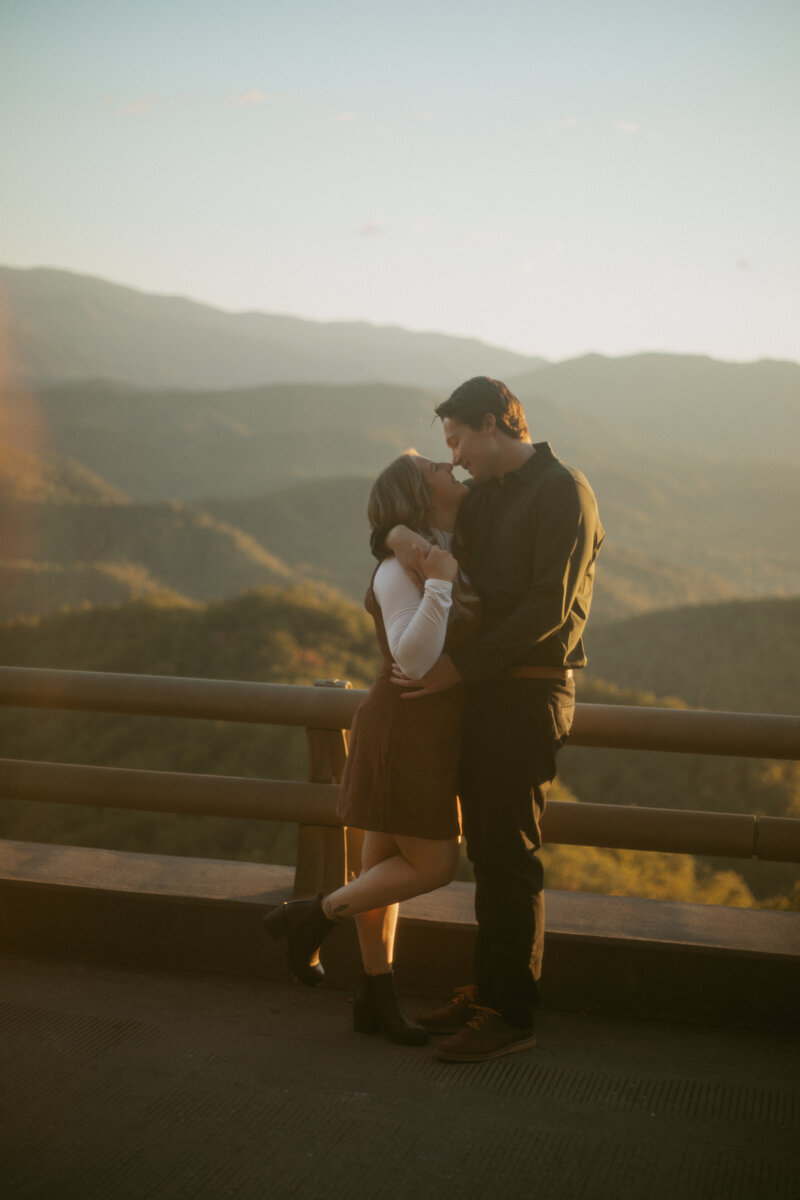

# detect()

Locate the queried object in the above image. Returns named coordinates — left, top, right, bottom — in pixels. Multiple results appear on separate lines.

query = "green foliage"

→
left=583, top=597, right=800, bottom=715
left=0, top=583, right=377, bottom=684
left=454, top=780, right=757, bottom=906
left=537, top=845, right=755, bottom=907
left=201, top=477, right=375, bottom=602
left=562, top=678, right=800, bottom=902
left=0, top=798, right=300, bottom=867
left=0, top=561, right=189, bottom=621
left=0, top=496, right=294, bottom=615
left=0, top=585, right=378, bottom=867
left=763, top=880, right=800, bottom=911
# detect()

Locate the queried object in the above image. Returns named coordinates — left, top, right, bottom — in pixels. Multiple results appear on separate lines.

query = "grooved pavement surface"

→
left=2, top=956, right=799, bottom=1200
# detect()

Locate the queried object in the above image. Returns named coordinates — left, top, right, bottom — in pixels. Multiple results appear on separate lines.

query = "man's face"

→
left=442, top=416, right=497, bottom=483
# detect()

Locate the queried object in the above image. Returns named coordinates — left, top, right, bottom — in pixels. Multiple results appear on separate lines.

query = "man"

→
left=390, top=376, right=603, bottom=1061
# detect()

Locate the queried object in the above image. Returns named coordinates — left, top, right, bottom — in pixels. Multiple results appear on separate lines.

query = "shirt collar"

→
left=487, top=442, right=555, bottom=492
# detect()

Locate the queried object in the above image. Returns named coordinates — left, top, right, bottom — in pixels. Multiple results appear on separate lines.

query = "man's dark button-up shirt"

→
left=450, top=442, right=604, bottom=682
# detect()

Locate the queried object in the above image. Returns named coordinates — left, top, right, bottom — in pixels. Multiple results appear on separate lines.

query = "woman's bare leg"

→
left=352, top=832, right=401, bottom=976
left=323, top=831, right=461, bottom=975
left=324, top=832, right=460, bottom=918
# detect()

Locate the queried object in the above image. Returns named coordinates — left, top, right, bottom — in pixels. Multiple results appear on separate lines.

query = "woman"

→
left=264, top=450, right=478, bottom=1044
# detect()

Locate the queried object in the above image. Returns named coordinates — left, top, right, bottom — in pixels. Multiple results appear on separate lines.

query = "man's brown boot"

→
left=415, top=984, right=478, bottom=1034
left=433, top=1004, right=535, bottom=1062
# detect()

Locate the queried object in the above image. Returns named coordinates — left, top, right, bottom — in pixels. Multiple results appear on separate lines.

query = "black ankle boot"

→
left=352, top=970, right=428, bottom=1045
left=262, top=894, right=337, bottom=987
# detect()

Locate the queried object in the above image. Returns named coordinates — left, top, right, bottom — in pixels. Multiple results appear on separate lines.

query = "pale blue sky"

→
left=2, top=0, right=798, bottom=361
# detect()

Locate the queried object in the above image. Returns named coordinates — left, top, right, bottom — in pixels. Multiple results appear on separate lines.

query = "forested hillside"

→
left=0, top=443, right=127, bottom=504
left=205, top=479, right=740, bottom=621
left=0, top=562, right=189, bottom=621
left=582, top=596, right=800, bottom=716
left=561, top=675, right=799, bottom=909
left=568, top=598, right=800, bottom=908
left=8, top=378, right=448, bottom=496
left=2, top=497, right=296, bottom=618
left=2, top=442, right=751, bottom=624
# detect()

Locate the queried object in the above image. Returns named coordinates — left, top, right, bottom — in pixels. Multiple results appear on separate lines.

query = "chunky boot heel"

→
left=262, top=895, right=337, bottom=987
left=262, top=907, right=288, bottom=940
left=352, top=1003, right=380, bottom=1035
left=353, top=970, right=428, bottom=1046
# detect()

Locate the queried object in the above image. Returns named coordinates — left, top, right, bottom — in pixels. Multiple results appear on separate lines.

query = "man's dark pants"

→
left=459, top=676, right=575, bottom=1027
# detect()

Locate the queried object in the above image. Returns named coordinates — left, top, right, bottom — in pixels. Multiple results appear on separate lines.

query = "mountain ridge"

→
left=0, top=460, right=743, bottom=625
left=2, top=403, right=798, bottom=621
left=510, top=352, right=800, bottom=464
left=0, top=265, right=545, bottom=390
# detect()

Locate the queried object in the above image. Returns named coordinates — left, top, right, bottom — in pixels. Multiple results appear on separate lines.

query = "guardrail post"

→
left=294, top=680, right=362, bottom=897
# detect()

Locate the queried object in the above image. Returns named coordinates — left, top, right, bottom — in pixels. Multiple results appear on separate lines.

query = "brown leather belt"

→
left=505, top=666, right=573, bottom=680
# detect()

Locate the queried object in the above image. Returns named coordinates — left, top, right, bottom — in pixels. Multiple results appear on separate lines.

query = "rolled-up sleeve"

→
left=374, top=558, right=454, bottom=679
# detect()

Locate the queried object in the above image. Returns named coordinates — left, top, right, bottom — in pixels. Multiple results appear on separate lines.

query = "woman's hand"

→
left=416, top=544, right=458, bottom=583
left=385, top=526, right=431, bottom=590
left=384, top=526, right=457, bottom=586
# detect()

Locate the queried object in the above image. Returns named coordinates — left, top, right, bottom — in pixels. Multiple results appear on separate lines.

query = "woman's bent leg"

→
left=324, top=831, right=460, bottom=974
left=325, top=832, right=460, bottom=923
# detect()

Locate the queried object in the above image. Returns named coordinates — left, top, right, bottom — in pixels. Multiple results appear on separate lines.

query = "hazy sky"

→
left=2, top=0, right=798, bottom=362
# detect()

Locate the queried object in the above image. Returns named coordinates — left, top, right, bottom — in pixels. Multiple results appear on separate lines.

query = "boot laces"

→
left=465, top=1003, right=501, bottom=1031
left=452, top=984, right=477, bottom=1002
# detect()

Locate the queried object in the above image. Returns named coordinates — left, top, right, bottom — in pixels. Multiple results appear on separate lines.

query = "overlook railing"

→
left=1, top=665, right=799, bottom=897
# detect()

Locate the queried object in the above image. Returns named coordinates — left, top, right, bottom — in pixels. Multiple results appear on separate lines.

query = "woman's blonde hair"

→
left=367, top=450, right=432, bottom=540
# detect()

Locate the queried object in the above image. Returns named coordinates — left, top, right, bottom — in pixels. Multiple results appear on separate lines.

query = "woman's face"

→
left=416, top=456, right=468, bottom=511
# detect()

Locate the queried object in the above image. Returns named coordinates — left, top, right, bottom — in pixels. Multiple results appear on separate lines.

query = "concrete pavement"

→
left=2, top=954, right=799, bottom=1200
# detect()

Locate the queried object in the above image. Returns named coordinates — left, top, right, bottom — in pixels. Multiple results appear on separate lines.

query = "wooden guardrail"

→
left=1, top=666, right=799, bottom=895
left=2, top=666, right=798, bottom=757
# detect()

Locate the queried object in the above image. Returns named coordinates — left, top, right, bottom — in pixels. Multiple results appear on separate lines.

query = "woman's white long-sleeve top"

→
left=372, top=532, right=454, bottom=680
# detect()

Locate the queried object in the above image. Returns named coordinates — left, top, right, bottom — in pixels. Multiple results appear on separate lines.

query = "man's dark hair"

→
left=434, top=376, right=530, bottom=441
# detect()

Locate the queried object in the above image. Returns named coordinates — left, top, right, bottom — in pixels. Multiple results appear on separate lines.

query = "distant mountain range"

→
left=5, top=264, right=798, bottom=465
left=4, top=368, right=797, bottom=603
left=0, top=265, right=544, bottom=390
left=510, top=353, right=800, bottom=465
left=0, top=442, right=784, bottom=626
left=202, top=476, right=741, bottom=620
left=1, top=264, right=798, bottom=625
left=5, top=378, right=451, bottom=497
